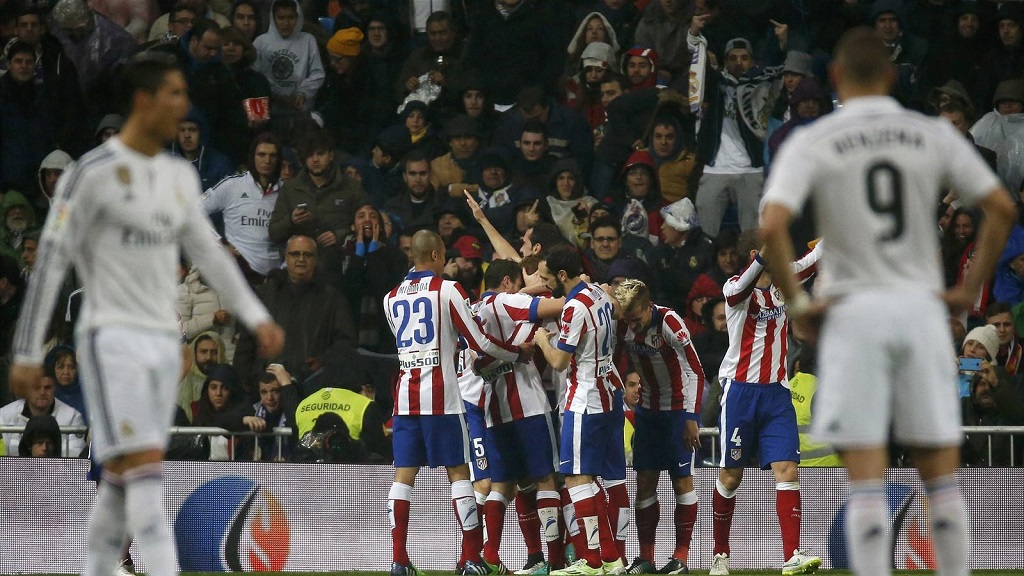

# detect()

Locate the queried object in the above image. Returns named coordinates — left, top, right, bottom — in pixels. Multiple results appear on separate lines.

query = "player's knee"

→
left=718, top=467, right=743, bottom=490
left=771, top=460, right=799, bottom=482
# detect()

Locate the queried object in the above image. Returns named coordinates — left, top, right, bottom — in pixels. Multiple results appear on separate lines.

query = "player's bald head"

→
left=830, top=26, right=895, bottom=91
left=410, top=229, right=444, bottom=265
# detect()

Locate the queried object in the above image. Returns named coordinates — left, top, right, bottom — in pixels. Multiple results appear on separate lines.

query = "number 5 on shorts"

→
left=473, top=437, right=485, bottom=458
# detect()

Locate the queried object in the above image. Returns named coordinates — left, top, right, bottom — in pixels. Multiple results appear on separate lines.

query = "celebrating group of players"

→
left=382, top=229, right=824, bottom=576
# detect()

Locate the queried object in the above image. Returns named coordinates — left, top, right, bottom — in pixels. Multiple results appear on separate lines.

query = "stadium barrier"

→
left=1, top=458, right=1022, bottom=573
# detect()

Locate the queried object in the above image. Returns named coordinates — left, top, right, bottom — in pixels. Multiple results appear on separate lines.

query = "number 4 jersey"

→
left=761, top=96, right=1000, bottom=297
left=556, top=282, right=623, bottom=414
left=384, top=270, right=520, bottom=416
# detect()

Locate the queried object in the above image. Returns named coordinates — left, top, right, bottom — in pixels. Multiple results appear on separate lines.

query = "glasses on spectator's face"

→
left=593, top=236, right=619, bottom=243
left=286, top=251, right=316, bottom=259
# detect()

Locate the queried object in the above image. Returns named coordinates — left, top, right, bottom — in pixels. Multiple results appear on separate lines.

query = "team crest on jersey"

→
left=730, top=448, right=741, bottom=461
left=116, top=166, right=131, bottom=185
left=649, top=334, right=664, bottom=348
left=476, top=456, right=489, bottom=470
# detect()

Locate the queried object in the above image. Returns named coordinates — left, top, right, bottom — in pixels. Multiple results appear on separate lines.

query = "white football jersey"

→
left=201, top=172, right=283, bottom=275
left=762, top=96, right=1002, bottom=297
left=13, top=138, right=271, bottom=365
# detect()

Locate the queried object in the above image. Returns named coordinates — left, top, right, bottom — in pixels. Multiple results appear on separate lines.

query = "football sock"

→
left=561, top=487, right=580, bottom=538
left=635, top=495, right=659, bottom=562
left=776, top=482, right=802, bottom=558
left=568, top=483, right=601, bottom=567
left=537, top=490, right=563, bottom=565
left=389, top=482, right=413, bottom=565
left=84, top=471, right=127, bottom=576
left=604, top=480, right=629, bottom=562
left=846, top=480, right=889, bottom=576
left=517, top=485, right=543, bottom=556
left=712, top=479, right=737, bottom=556
left=483, top=493, right=508, bottom=565
left=925, top=475, right=969, bottom=576
left=592, top=482, right=620, bottom=563
left=123, top=464, right=176, bottom=576
left=452, top=480, right=482, bottom=563
left=673, top=491, right=698, bottom=561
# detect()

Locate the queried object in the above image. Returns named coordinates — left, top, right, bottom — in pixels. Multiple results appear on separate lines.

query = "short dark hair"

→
left=601, top=73, right=630, bottom=93
left=543, top=245, right=583, bottom=278
left=521, top=119, right=547, bottom=139
left=832, top=26, right=894, bottom=87
left=6, top=39, right=35, bottom=60
left=120, top=52, right=181, bottom=115
left=191, top=18, right=223, bottom=42
left=517, top=85, right=548, bottom=112
left=939, top=100, right=975, bottom=125
left=530, top=222, right=567, bottom=256
left=169, top=3, right=197, bottom=21
left=403, top=150, right=430, bottom=171
left=484, top=259, right=522, bottom=289
left=16, top=6, right=44, bottom=22
left=985, top=301, right=1013, bottom=319
left=425, top=10, right=452, bottom=27
left=272, top=0, right=298, bottom=14
left=589, top=216, right=620, bottom=236
left=300, top=129, right=334, bottom=159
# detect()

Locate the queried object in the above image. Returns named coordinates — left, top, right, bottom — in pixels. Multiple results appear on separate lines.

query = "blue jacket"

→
left=993, top=225, right=1024, bottom=305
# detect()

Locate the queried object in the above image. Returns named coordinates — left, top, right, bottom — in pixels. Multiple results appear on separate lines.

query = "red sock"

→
left=572, top=494, right=602, bottom=567
left=452, top=500, right=483, bottom=563
left=517, top=489, right=543, bottom=556
left=776, top=486, right=802, bottom=558
left=391, top=498, right=411, bottom=565
left=712, top=485, right=735, bottom=556
left=484, top=497, right=508, bottom=565
left=673, top=501, right=697, bottom=560
left=538, top=492, right=564, bottom=566
left=635, top=497, right=659, bottom=562
left=593, top=485, right=619, bottom=563
left=605, top=482, right=630, bottom=562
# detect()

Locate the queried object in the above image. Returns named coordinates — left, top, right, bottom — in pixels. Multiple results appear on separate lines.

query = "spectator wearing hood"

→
left=681, top=272, right=720, bottom=336
left=48, top=0, right=136, bottom=117
left=193, top=363, right=254, bottom=459
left=993, top=225, right=1024, bottom=306
left=566, top=11, right=621, bottom=76
left=0, top=375, right=85, bottom=457
left=178, top=331, right=228, bottom=420
left=170, top=112, right=234, bottom=192
left=580, top=0, right=640, bottom=52
left=45, top=344, right=86, bottom=421
left=871, top=0, right=929, bottom=108
left=472, top=147, right=540, bottom=239
left=495, top=85, right=595, bottom=173
left=457, top=76, right=502, bottom=146
left=362, top=10, right=407, bottom=141
left=221, top=25, right=272, bottom=141
left=971, top=79, right=1024, bottom=193
left=0, top=190, right=37, bottom=267
left=254, top=0, right=325, bottom=119
left=767, top=50, right=813, bottom=131
left=610, top=149, right=666, bottom=238
left=622, top=45, right=659, bottom=89
left=33, top=149, right=73, bottom=218
left=463, top=0, right=565, bottom=107
left=766, top=77, right=832, bottom=168
left=431, top=115, right=482, bottom=195
left=16, top=414, right=62, bottom=457
left=980, top=3, right=1024, bottom=110
left=178, top=265, right=238, bottom=362
left=923, top=1, right=990, bottom=114
left=399, top=99, right=446, bottom=160
left=543, top=157, right=598, bottom=247
left=92, top=113, right=121, bottom=147
left=645, top=198, right=714, bottom=313
left=564, top=41, right=616, bottom=131
left=635, top=0, right=694, bottom=84
left=317, top=27, right=372, bottom=158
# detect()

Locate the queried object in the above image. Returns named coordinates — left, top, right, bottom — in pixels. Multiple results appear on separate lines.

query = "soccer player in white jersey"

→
left=467, top=259, right=566, bottom=574
left=202, top=132, right=284, bottom=279
left=760, top=27, right=1015, bottom=576
left=535, top=246, right=628, bottom=576
left=8, top=52, right=285, bottom=576
left=613, top=279, right=704, bottom=575
left=711, top=230, right=822, bottom=576
left=383, top=230, right=532, bottom=576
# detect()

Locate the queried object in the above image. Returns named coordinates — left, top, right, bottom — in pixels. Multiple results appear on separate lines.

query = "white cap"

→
left=660, top=198, right=699, bottom=232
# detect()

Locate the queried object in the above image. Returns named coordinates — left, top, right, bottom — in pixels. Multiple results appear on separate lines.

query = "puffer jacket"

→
left=177, top=266, right=237, bottom=362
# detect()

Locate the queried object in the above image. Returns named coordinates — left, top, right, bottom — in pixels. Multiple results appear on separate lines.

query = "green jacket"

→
left=268, top=166, right=366, bottom=246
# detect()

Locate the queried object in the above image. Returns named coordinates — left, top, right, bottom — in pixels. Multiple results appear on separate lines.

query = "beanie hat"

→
left=660, top=198, right=699, bottom=232
left=452, top=235, right=483, bottom=260
left=327, top=27, right=363, bottom=57
left=964, top=324, right=999, bottom=363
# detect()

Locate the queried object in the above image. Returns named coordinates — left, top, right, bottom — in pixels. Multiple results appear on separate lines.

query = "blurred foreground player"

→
left=760, top=26, right=1016, bottom=576
left=9, top=52, right=284, bottom=576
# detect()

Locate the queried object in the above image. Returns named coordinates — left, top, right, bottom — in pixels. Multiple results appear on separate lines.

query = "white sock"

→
left=846, top=480, right=889, bottom=576
left=123, top=464, right=176, bottom=576
left=84, top=472, right=128, bottom=576
left=925, top=476, right=969, bottom=576
left=388, top=482, right=413, bottom=528
left=452, top=479, right=480, bottom=531
left=537, top=490, right=561, bottom=542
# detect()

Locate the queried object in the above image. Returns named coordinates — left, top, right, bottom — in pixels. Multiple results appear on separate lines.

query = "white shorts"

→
left=813, top=290, right=962, bottom=448
left=77, top=325, right=182, bottom=462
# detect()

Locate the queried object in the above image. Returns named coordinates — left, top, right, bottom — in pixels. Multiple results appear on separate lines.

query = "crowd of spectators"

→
left=1, top=0, right=1024, bottom=465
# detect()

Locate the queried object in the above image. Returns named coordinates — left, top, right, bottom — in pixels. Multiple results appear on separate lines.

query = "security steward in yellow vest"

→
left=789, top=346, right=841, bottom=467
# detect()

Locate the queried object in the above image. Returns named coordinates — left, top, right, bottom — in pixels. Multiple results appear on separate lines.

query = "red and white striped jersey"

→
left=457, top=334, right=486, bottom=410
left=718, top=244, right=822, bottom=385
left=556, top=282, right=623, bottom=414
left=615, top=305, right=705, bottom=413
left=384, top=270, right=520, bottom=415
left=475, top=291, right=552, bottom=425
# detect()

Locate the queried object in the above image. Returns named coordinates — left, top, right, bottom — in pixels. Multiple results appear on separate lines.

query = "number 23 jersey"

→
left=556, top=282, right=623, bottom=414
left=762, top=96, right=1001, bottom=297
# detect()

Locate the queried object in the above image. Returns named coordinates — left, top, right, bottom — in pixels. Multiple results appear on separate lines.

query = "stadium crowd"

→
left=0, top=0, right=1023, bottom=467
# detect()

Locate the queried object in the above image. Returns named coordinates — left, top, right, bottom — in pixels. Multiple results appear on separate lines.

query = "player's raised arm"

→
left=759, top=203, right=805, bottom=310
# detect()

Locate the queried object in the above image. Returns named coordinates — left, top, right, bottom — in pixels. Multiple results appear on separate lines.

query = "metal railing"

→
left=1, top=425, right=1020, bottom=466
